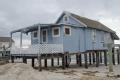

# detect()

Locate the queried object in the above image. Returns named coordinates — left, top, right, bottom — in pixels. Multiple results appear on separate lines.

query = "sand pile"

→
left=0, top=63, right=77, bottom=80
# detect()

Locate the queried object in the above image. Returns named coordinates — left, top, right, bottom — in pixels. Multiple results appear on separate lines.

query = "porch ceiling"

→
left=11, top=23, right=61, bottom=34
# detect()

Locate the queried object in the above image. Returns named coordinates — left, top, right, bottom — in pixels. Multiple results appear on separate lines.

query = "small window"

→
left=33, top=31, right=37, bottom=38
left=52, top=27, right=60, bottom=37
left=64, top=26, right=71, bottom=36
left=64, top=15, right=69, bottom=22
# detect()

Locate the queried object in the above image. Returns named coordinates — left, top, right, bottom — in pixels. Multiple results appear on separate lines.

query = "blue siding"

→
left=84, top=28, right=111, bottom=51
left=58, top=14, right=84, bottom=27
left=63, top=27, right=85, bottom=52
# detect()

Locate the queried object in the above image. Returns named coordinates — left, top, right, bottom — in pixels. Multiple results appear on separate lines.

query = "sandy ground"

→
left=0, top=62, right=120, bottom=80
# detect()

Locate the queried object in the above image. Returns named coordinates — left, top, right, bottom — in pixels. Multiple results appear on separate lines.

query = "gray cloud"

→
left=0, top=0, right=120, bottom=45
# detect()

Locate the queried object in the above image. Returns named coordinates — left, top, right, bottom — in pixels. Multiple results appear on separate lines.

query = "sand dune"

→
left=0, top=63, right=120, bottom=80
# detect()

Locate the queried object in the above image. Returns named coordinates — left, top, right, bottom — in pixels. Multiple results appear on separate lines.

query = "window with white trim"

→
left=52, top=27, right=60, bottom=37
left=64, top=26, right=71, bottom=36
left=33, top=31, right=37, bottom=38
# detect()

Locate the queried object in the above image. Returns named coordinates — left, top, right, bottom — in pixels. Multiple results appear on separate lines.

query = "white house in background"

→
left=0, top=37, right=14, bottom=50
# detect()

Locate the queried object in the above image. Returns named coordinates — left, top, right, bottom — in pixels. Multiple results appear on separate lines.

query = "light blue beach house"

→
left=11, top=11, right=119, bottom=53
left=10, top=11, right=119, bottom=69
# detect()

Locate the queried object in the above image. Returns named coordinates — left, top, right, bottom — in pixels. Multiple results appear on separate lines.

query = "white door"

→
left=42, top=29, right=48, bottom=43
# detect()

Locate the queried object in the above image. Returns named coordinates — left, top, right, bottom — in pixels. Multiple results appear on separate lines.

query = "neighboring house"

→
left=11, top=11, right=119, bottom=53
left=0, top=37, right=14, bottom=50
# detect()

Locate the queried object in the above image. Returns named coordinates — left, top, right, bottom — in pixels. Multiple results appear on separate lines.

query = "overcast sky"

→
left=0, top=0, right=120, bottom=46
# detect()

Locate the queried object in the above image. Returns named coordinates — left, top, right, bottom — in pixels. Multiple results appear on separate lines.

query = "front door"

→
left=42, top=29, right=48, bottom=43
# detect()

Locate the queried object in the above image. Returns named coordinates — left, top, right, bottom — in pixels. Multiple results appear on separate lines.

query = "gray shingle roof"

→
left=70, top=13, right=115, bottom=33
left=0, top=37, right=14, bottom=42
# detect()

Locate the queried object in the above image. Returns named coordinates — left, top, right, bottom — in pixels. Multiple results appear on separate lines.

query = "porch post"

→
left=20, top=32, right=23, bottom=48
left=38, top=25, right=42, bottom=71
left=10, top=32, right=13, bottom=47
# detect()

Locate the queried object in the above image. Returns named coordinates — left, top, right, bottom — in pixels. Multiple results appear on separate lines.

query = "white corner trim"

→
left=64, top=26, right=71, bottom=36
left=52, top=27, right=60, bottom=37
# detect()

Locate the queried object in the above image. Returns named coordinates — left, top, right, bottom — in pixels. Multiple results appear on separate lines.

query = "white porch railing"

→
left=11, top=44, right=63, bottom=54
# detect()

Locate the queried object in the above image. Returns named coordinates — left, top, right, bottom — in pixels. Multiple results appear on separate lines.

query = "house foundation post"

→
left=57, top=55, right=59, bottom=65
left=92, top=52, right=95, bottom=64
left=23, top=57, right=27, bottom=64
left=32, top=58, right=35, bottom=67
left=25, top=58, right=27, bottom=64
left=96, top=51, right=99, bottom=67
left=51, top=54, right=54, bottom=67
left=62, top=53, right=66, bottom=69
left=89, top=52, right=92, bottom=65
left=99, top=51, right=102, bottom=63
left=44, top=58, right=47, bottom=68
left=104, top=51, right=107, bottom=66
left=79, top=53, right=82, bottom=66
left=65, top=52, right=69, bottom=68
left=11, top=56, right=14, bottom=63
left=76, top=54, right=79, bottom=64
left=38, top=55, right=42, bottom=71
left=117, top=49, right=120, bottom=64
left=84, top=53, right=88, bottom=69
left=112, top=48, right=115, bottom=65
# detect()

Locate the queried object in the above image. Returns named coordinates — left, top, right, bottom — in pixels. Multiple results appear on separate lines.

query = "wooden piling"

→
left=112, top=49, right=115, bottom=65
left=44, top=58, right=47, bottom=68
left=99, top=52, right=102, bottom=63
left=62, top=53, right=66, bottom=69
left=76, top=54, right=79, bottom=64
left=23, top=57, right=27, bottom=64
left=65, top=53, right=68, bottom=67
left=84, top=53, right=88, bottom=69
left=32, top=58, right=34, bottom=67
left=104, top=51, right=107, bottom=66
left=96, top=51, right=99, bottom=67
left=38, top=55, right=42, bottom=71
left=57, top=57, right=59, bottom=65
left=51, top=58, right=54, bottom=67
left=79, top=53, right=82, bottom=66
left=89, top=52, right=92, bottom=65
left=11, top=56, right=14, bottom=63
left=117, top=50, right=120, bottom=64
left=92, top=52, right=95, bottom=63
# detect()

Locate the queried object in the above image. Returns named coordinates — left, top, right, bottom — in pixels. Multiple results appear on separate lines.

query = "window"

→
left=92, top=29, right=96, bottom=42
left=52, top=27, right=60, bottom=37
left=33, top=31, right=37, bottom=38
left=64, top=15, right=69, bottom=22
left=64, top=26, right=71, bottom=36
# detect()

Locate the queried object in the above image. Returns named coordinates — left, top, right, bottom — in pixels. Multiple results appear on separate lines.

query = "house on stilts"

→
left=10, top=11, right=119, bottom=71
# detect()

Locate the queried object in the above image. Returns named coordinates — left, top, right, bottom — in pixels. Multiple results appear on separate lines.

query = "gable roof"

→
left=56, top=11, right=119, bottom=40
left=0, top=37, right=14, bottom=42
left=70, top=13, right=115, bottom=33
